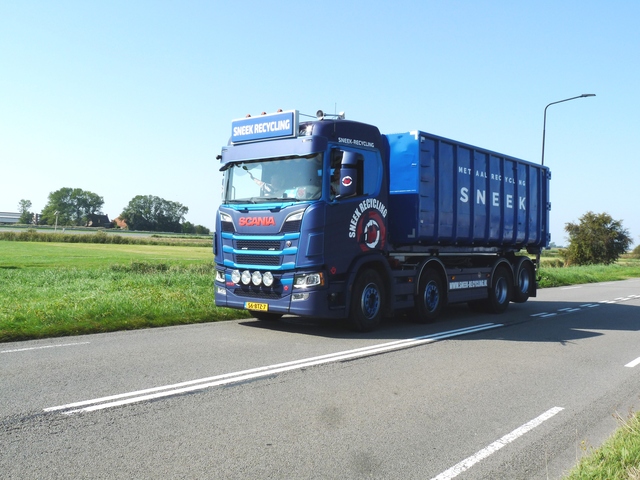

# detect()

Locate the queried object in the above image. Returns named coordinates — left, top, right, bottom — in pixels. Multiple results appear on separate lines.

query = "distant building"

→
left=0, top=212, right=20, bottom=224
left=113, top=216, right=128, bottom=229
left=86, top=214, right=112, bottom=228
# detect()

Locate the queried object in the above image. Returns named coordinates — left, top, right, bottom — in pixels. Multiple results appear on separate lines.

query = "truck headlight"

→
left=231, top=270, right=241, bottom=284
left=251, top=271, right=262, bottom=286
left=263, top=271, right=274, bottom=287
left=294, top=272, right=324, bottom=288
left=241, top=270, right=252, bottom=285
left=285, top=209, right=305, bottom=223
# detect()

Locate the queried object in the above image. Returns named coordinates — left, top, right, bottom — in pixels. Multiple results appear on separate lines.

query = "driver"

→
left=260, top=173, right=287, bottom=197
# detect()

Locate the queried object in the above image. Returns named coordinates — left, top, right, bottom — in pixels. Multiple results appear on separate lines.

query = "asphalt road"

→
left=2, top=279, right=639, bottom=479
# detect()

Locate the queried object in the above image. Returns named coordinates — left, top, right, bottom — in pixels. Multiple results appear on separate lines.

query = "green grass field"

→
left=1, top=240, right=212, bottom=269
left=0, top=240, right=249, bottom=343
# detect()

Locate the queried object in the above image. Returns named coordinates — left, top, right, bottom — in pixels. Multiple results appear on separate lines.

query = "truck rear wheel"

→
left=487, top=265, right=512, bottom=314
left=414, top=269, right=444, bottom=323
left=349, top=269, right=384, bottom=332
left=512, top=261, right=534, bottom=303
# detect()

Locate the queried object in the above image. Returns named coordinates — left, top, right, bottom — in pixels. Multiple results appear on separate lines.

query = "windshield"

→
left=223, top=154, right=323, bottom=203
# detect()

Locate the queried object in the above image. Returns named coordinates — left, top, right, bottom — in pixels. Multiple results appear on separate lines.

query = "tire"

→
left=349, top=269, right=384, bottom=332
left=512, top=261, right=534, bottom=303
left=414, top=269, right=444, bottom=323
left=486, top=265, right=512, bottom=314
left=254, top=312, right=283, bottom=322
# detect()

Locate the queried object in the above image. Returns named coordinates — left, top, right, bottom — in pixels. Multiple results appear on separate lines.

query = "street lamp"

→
left=541, top=94, right=595, bottom=166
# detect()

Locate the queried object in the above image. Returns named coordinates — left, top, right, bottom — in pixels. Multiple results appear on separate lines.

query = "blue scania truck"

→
left=214, top=109, right=550, bottom=331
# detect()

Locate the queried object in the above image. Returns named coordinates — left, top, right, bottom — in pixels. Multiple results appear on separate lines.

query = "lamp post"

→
left=541, top=94, right=595, bottom=166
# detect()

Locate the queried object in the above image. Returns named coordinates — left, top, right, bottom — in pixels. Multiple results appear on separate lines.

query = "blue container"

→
left=387, top=131, right=550, bottom=250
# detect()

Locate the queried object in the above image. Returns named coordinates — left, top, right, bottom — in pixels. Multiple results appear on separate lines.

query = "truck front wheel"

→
left=414, top=269, right=444, bottom=323
left=349, top=269, right=384, bottom=332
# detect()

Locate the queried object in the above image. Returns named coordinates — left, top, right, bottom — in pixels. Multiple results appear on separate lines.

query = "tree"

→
left=562, top=211, right=633, bottom=265
left=181, top=222, right=211, bottom=235
left=181, top=221, right=195, bottom=234
left=194, top=225, right=210, bottom=235
left=40, top=188, right=104, bottom=226
left=18, top=199, right=33, bottom=224
left=120, top=195, right=188, bottom=233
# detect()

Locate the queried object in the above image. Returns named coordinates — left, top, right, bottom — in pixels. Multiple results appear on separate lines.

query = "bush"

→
left=562, top=212, right=633, bottom=266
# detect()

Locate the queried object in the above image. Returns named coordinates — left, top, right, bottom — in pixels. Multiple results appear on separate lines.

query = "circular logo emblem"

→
left=356, top=210, right=386, bottom=251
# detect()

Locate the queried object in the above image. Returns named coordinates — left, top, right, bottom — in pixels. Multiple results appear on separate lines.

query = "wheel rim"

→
left=361, top=282, right=381, bottom=319
left=495, top=277, right=508, bottom=304
left=424, top=281, right=439, bottom=312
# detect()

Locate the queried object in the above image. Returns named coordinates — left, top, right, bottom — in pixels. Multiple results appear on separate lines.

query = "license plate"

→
left=245, top=302, right=269, bottom=312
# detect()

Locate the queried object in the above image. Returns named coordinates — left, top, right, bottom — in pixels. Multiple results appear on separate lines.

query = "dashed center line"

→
left=625, top=357, right=640, bottom=368
left=531, top=292, right=639, bottom=319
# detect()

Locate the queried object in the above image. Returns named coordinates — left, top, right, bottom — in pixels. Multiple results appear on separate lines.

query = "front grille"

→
left=234, top=288, right=282, bottom=299
left=236, top=240, right=281, bottom=251
left=235, top=254, right=281, bottom=266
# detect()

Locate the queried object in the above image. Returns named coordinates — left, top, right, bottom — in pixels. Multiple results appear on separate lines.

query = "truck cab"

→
left=214, top=110, right=391, bottom=328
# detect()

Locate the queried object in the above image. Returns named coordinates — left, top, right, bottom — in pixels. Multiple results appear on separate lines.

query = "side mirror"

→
left=339, top=168, right=357, bottom=197
left=339, top=151, right=359, bottom=197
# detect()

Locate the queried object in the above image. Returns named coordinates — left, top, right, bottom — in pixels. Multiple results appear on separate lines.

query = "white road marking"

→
left=45, top=323, right=502, bottom=414
left=529, top=291, right=640, bottom=318
left=625, top=357, right=640, bottom=368
left=1, top=342, right=90, bottom=354
left=431, top=407, right=564, bottom=480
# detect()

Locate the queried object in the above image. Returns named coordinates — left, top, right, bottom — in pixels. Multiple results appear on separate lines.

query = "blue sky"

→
left=1, top=1, right=638, bottom=245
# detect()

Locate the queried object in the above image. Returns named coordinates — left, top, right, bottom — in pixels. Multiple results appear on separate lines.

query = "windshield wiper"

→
left=261, top=196, right=298, bottom=201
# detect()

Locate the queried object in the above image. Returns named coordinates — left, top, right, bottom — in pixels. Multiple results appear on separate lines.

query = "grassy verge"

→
left=564, top=411, right=640, bottom=479
left=538, top=261, right=640, bottom=288
left=0, top=264, right=247, bottom=341
left=0, top=240, right=249, bottom=343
